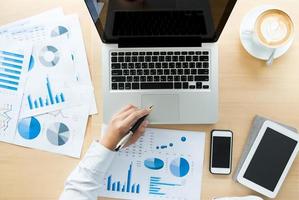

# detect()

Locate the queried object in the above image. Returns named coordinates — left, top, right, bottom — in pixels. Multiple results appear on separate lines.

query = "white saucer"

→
left=239, top=5, right=293, bottom=60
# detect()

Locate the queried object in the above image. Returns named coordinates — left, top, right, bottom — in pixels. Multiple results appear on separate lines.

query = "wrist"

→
left=100, top=137, right=117, bottom=151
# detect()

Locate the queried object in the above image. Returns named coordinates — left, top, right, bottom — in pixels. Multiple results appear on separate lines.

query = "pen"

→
left=114, top=106, right=153, bottom=151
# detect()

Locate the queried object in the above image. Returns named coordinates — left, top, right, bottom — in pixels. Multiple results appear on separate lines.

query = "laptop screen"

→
left=85, top=0, right=237, bottom=45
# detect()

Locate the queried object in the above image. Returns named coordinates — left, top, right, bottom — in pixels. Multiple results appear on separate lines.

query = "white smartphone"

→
left=210, top=130, right=233, bottom=175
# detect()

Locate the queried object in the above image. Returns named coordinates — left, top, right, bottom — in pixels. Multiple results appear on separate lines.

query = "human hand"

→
left=100, top=104, right=150, bottom=150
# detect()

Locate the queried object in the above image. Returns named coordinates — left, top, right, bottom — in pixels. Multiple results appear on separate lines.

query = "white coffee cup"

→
left=243, top=9, right=294, bottom=65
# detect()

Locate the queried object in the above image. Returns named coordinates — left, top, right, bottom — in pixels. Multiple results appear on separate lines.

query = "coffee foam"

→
left=256, top=10, right=293, bottom=47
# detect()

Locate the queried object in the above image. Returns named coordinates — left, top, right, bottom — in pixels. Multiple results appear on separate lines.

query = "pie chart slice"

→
left=46, top=122, right=70, bottom=146
left=170, top=157, right=190, bottom=177
left=18, top=117, right=41, bottom=140
left=51, top=26, right=69, bottom=37
left=144, top=158, right=164, bottom=170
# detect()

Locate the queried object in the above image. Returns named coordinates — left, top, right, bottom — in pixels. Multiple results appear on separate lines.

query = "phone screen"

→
left=212, top=136, right=231, bottom=168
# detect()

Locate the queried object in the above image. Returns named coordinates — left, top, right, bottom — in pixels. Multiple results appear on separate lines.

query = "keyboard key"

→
left=128, top=63, right=134, bottom=69
left=118, top=52, right=124, bottom=56
left=182, top=51, right=187, bottom=55
left=162, top=63, right=168, bottom=68
left=181, top=76, right=187, bottom=81
left=161, top=76, right=166, bottom=82
left=172, top=56, right=178, bottom=61
left=160, top=52, right=166, bottom=55
left=167, top=76, right=173, bottom=81
left=112, top=63, right=121, bottom=69
left=156, top=63, right=162, bottom=68
left=132, top=83, right=139, bottom=89
left=135, top=63, right=141, bottom=68
left=141, top=82, right=173, bottom=89
left=176, top=62, right=182, bottom=68
left=154, top=76, right=160, bottom=81
left=126, top=76, right=133, bottom=82
left=183, top=82, right=189, bottom=89
left=189, top=85, right=195, bottom=89
left=203, top=62, right=209, bottom=68
left=203, top=51, right=209, bottom=55
left=191, top=69, right=197, bottom=74
left=195, top=76, right=209, bottom=81
left=179, top=56, right=185, bottom=61
left=111, top=70, right=122, bottom=76
left=186, top=56, right=191, bottom=61
left=188, top=51, right=195, bottom=55
left=182, top=62, right=188, bottom=68
left=150, top=69, right=157, bottom=75
left=140, top=76, right=146, bottom=82
left=167, top=52, right=173, bottom=55
left=133, top=76, right=139, bottom=82
left=196, top=82, right=202, bottom=89
left=159, top=56, right=164, bottom=62
left=171, top=69, right=176, bottom=75
left=137, top=70, right=143, bottom=75
left=125, top=52, right=131, bottom=56
left=111, top=57, right=117, bottom=62
left=125, top=57, right=131, bottom=62
left=174, top=76, right=180, bottom=81
left=169, top=62, right=175, bottom=68
left=112, top=76, right=125, bottom=82
left=138, top=56, right=144, bottom=62
left=118, top=57, right=124, bottom=62
left=184, top=69, right=190, bottom=75
left=174, top=51, right=180, bottom=55
left=200, top=56, right=209, bottom=61
left=153, top=52, right=159, bottom=55
left=123, top=70, right=129, bottom=75
left=118, top=83, right=124, bottom=90
left=132, top=56, right=137, bottom=62
left=203, top=85, right=209, bottom=89
left=164, top=69, right=170, bottom=75
left=189, top=62, right=195, bottom=68
left=130, top=70, right=136, bottom=75
left=149, top=63, right=154, bottom=68
left=193, top=56, right=199, bottom=61
left=188, top=75, right=193, bottom=81
left=166, top=56, right=171, bottom=61
left=132, top=52, right=138, bottom=55
left=196, top=62, right=202, bottom=68
left=121, top=63, right=128, bottom=69
left=112, top=83, right=117, bottom=90
left=145, top=56, right=151, bottom=62
left=198, top=69, right=209, bottom=74
left=178, top=69, right=183, bottom=75
left=152, top=56, right=158, bottom=61
left=139, top=52, right=145, bottom=55
left=146, top=52, right=152, bottom=55
left=147, top=76, right=153, bottom=82
left=174, top=82, right=182, bottom=89
left=125, top=83, right=131, bottom=90
left=142, top=63, right=148, bottom=68
left=195, top=51, right=202, bottom=55
left=111, top=52, right=117, bottom=56
left=144, top=69, right=149, bottom=75
left=157, top=69, right=163, bottom=75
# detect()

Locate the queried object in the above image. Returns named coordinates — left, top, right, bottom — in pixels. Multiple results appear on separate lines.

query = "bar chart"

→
left=0, top=49, right=24, bottom=92
left=27, top=77, right=65, bottom=110
left=149, top=176, right=181, bottom=196
left=106, top=162, right=141, bottom=194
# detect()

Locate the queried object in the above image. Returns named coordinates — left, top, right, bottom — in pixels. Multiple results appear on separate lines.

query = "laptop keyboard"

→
left=110, top=50, right=210, bottom=90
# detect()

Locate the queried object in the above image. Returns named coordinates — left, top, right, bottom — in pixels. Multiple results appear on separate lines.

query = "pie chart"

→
left=144, top=158, right=164, bottom=170
left=170, top=157, right=190, bottom=177
left=18, top=117, right=41, bottom=140
left=46, top=122, right=70, bottom=146
left=51, top=26, right=69, bottom=37
left=39, top=45, right=60, bottom=67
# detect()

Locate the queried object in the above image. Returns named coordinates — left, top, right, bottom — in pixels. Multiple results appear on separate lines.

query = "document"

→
left=99, top=126, right=205, bottom=200
left=0, top=38, right=32, bottom=142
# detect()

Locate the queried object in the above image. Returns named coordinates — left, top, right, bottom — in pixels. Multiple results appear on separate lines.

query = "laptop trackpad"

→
left=141, top=94, right=179, bottom=122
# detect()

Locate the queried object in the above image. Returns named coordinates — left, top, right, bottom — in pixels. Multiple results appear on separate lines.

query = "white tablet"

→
left=237, top=120, right=299, bottom=198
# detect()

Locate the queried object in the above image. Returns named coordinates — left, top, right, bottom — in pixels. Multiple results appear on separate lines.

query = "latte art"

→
left=255, top=9, right=294, bottom=48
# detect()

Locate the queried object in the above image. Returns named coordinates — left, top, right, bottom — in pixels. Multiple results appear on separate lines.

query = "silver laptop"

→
left=85, top=0, right=237, bottom=124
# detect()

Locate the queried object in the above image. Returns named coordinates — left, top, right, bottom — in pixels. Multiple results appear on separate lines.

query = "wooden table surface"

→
left=0, top=0, right=298, bottom=199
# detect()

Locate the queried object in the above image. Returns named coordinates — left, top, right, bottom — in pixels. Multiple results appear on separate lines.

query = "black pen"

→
left=114, top=106, right=153, bottom=151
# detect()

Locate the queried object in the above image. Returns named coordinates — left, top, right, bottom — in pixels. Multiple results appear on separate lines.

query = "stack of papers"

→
left=0, top=8, right=97, bottom=158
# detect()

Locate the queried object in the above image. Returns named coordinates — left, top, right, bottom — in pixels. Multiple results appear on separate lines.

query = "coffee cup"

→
left=243, top=8, right=294, bottom=65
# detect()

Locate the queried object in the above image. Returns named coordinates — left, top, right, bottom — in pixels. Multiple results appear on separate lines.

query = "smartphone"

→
left=210, top=130, right=233, bottom=175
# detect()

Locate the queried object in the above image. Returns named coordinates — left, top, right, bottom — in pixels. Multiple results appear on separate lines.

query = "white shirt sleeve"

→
left=59, top=141, right=116, bottom=200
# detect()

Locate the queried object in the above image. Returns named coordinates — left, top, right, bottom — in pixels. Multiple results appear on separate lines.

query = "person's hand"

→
left=100, top=104, right=150, bottom=150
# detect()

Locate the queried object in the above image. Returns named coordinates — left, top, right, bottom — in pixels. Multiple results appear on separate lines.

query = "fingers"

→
left=114, top=104, right=135, bottom=116
left=125, top=120, right=149, bottom=147
left=117, top=106, right=138, bottom=120
left=123, top=108, right=150, bottom=127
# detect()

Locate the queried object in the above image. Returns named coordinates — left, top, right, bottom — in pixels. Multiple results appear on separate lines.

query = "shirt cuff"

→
left=78, top=141, right=116, bottom=174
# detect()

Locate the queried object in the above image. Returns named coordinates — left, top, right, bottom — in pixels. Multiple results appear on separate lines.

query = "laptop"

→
left=84, top=0, right=237, bottom=124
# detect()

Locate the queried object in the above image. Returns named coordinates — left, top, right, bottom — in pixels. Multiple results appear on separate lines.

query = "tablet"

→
left=237, top=120, right=299, bottom=198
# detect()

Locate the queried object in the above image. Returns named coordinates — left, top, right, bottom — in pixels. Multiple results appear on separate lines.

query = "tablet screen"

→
left=243, top=127, right=297, bottom=191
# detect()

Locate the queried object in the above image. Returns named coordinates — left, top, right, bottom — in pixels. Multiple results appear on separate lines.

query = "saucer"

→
left=239, top=5, right=293, bottom=60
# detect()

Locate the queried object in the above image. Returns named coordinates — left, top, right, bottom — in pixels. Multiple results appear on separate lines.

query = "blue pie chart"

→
left=51, top=26, right=69, bottom=37
left=18, top=117, right=41, bottom=140
left=144, top=158, right=164, bottom=170
left=170, top=157, right=190, bottom=177
left=46, top=122, right=70, bottom=146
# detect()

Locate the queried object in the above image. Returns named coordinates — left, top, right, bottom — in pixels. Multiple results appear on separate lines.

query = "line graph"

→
left=0, top=104, right=12, bottom=131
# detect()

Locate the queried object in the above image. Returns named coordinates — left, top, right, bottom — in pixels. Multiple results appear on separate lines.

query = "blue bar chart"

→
left=27, top=77, right=65, bottom=110
left=106, top=162, right=140, bottom=194
left=0, top=49, right=24, bottom=92
left=149, top=176, right=181, bottom=196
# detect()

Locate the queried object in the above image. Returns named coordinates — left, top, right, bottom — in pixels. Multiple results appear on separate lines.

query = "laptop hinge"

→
left=118, top=37, right=202, bottom=48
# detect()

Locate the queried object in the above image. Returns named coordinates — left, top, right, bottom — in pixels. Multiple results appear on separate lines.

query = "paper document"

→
left=99, top=126, right=205, bottom=200
left=0, top=38, right=32, bottom=142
